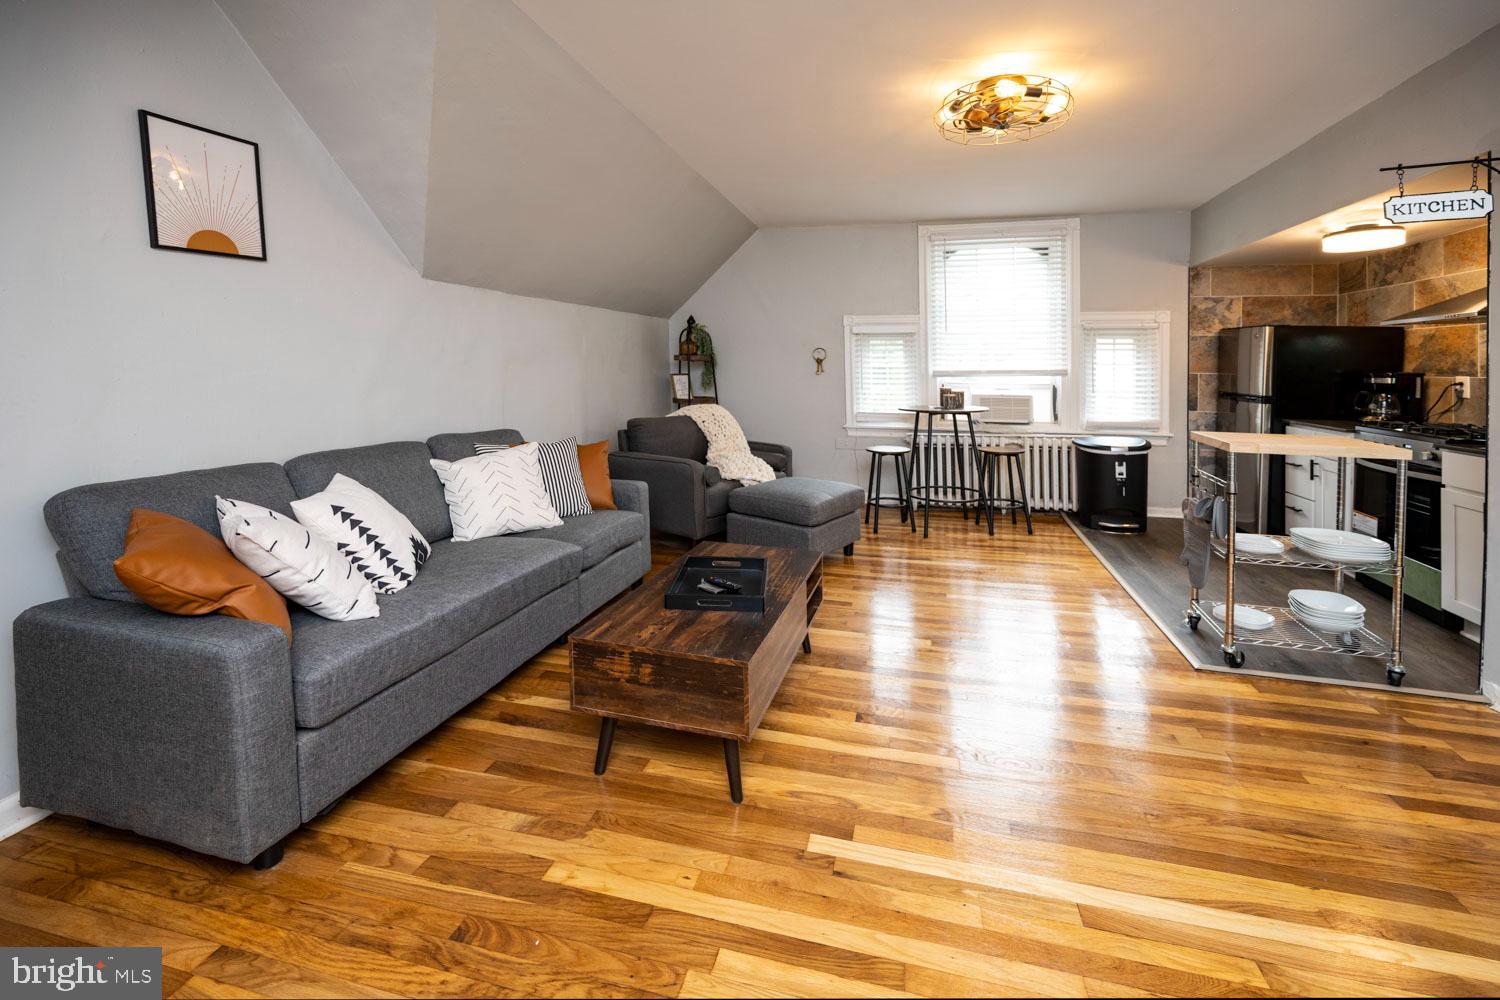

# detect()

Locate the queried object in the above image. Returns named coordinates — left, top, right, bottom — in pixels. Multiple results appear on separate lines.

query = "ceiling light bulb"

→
left=992, top=77, right=1025, bottom=99
left=1321, top=224, right=1406, bottom=254
left=1042, top=90, right=1070, bottom=116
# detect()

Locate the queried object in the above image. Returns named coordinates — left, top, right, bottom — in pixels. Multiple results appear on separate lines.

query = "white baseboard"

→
left=1147, top=506, right=1183, bottom=519
left=0, top=792, right=50, bottom=841
left=1483, top=677, right=1500, bottom=712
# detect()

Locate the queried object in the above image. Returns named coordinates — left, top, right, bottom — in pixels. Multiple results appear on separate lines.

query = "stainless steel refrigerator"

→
left=1217, top=325, right=1405, bottom=533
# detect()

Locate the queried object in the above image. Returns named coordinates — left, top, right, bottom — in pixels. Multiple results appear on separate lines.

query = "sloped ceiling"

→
left=422, top=0, right=754, bottom=318
left=218, top=0, right=754, bottom=317
left=218, top=0, right=437, bottom=271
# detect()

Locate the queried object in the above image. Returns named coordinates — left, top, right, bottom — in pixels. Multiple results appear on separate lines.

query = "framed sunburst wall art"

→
left=138, top=110, right=266, bottom=260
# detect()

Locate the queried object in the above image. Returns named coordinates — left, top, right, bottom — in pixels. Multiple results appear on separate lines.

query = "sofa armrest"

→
left=14, top=598, right=301, bottom=863
left=747, top=440, right=794, bottom=477
left=608, top=451, right=707, bottom=540
left=609, top=479, right=652, bottom=579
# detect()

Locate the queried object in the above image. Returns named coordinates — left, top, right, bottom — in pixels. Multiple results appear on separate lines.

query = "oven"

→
left=1352, top=456, right=1442, bottom=567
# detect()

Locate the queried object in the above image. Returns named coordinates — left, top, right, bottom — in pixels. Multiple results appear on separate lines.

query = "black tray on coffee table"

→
left=664, top=555, right=767, bottom=613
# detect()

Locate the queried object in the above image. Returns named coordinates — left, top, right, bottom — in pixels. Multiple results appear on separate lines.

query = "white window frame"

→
left=1079, top=310, right=1171, bottom=434
left=843, top=313, right=922, bottom=431
left=918, top=218, right=1081, bottom=432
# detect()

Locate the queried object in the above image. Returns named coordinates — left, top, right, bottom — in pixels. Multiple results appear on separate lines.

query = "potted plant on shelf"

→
left=678, top=315, right=716, bottom=390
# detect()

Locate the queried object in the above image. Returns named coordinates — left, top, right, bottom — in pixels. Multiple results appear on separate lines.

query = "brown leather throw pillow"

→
left=113, top=508, right=292, bottom=638
left=576, top=440, right=616, bottom=510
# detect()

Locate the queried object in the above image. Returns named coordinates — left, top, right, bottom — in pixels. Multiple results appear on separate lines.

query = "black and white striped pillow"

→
left=476, top=437, right=592, bottom=518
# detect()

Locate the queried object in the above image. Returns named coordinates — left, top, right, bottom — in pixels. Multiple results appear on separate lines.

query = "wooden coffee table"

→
left=569, top=541, right=824, bottom=802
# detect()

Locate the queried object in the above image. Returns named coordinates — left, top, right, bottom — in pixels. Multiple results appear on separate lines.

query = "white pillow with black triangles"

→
left=291, top=474, right=431, bottom=594
left=215, top=496, right=380, bottom=621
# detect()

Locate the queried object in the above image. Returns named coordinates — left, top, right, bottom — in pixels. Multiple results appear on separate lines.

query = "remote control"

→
left=704, top=575, right=743, bottom=593
left=696, top=579, right=726, bottom=595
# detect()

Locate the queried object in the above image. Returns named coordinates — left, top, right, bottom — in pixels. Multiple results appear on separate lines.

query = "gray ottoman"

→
left=727, top=477, right=864, bottom=555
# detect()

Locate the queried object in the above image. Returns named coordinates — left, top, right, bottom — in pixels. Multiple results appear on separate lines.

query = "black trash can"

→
left=1073, top=435, right=1151, bottom=533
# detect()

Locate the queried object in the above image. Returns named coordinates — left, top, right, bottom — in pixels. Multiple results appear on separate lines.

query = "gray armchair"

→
left=610, top=415, right=792, bottom=541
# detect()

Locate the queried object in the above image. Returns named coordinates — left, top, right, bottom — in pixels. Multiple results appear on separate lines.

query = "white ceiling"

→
left=515, top=0, right=1500, bottom=227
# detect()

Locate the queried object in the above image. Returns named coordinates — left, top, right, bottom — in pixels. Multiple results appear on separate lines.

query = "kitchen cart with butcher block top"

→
left=1187, top=430, right=1413, bottom=685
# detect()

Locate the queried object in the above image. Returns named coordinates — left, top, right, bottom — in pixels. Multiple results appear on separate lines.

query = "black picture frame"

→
left=138, top=109, right=267, bottom=261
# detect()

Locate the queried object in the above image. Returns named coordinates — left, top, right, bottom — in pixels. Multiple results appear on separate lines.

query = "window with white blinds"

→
left=844, top=315, right=920, bottom=425
left=1080, top=312, right=1169, bottom=431
left=922, top=220, right=1077, bottom=377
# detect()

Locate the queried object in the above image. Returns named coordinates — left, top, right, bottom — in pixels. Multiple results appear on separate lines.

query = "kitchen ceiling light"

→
left=1321, top=224, right=1406, bottom=254
left=935, top=74, right=1073, bottom=145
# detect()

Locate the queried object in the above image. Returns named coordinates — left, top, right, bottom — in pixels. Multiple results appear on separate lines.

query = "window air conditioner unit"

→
left=972, top=393, right=1034, bottom=425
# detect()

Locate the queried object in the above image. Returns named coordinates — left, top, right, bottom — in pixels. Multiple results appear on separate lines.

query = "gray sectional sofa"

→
left=610, top=415, right=792, bottom=541
left=12, top=428, right=649, bottom=868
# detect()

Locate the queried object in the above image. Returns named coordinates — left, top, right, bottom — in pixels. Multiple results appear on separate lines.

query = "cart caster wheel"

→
left=1223, top=649, right=1245, bottom=668
left=1386, top=670, right=1405, bottom=687
left=1186, top=614, right=1201, bottom=632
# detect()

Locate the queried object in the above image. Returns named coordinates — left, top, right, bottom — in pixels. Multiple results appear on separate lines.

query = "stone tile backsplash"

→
left=1189, top=225, right=1488, bottom=430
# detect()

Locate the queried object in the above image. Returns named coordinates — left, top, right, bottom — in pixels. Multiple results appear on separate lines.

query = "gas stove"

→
left=1354, top=420, right=1487, bottom=468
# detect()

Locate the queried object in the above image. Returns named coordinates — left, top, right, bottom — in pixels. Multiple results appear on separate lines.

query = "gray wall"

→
left=0, top=0, right=667, bottom=810
left=669, top=213, right=1190, bottom=512
left=1192, top=24, right=1500, bottom=265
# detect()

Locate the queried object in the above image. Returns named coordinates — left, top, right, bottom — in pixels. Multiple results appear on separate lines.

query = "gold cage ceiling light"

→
left=935, top=74, right=1074, bottom=145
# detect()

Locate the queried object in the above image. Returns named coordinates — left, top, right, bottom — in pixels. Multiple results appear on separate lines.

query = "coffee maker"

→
left=1355, top=372, right=1424, bottom=423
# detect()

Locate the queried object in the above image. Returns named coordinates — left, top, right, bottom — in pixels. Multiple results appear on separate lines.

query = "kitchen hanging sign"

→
left=1384, top=189, right=1493, bottom=223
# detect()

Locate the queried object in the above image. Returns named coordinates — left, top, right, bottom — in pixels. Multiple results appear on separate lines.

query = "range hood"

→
left=1380, top=287, right=1487, bottom=326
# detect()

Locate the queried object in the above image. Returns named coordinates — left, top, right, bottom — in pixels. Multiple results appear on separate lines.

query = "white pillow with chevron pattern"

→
left=431, top=442, right=562, bottom=541
left=290, top=474, right=431, bottom=594
left=215, top=496, right=380, bottom=620
left=474, top=437, right=592, bottom=518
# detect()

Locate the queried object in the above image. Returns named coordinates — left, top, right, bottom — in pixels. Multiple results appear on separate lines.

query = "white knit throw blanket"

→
left=668, top=404, right=776, bottom=485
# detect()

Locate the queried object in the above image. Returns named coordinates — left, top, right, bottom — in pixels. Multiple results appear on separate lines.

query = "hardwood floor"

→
left=5, top=510, right=1500, bottom=997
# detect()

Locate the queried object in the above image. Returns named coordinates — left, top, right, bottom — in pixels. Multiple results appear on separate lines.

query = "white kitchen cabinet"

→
left=1284, top=424, right=1355, bottom=530
left=1440, top=450, right=1485, bottom=627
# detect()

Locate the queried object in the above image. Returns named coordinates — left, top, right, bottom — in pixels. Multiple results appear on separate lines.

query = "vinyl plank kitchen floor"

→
left=1073, top=516, right=1483, bottom=697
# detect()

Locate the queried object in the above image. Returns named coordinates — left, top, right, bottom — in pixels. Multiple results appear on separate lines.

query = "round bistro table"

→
left=898, top=405, right=989, bottom=538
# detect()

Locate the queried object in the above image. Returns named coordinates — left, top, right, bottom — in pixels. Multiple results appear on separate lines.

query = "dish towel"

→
left=1180, top=497, right=1213, bottom=589
left=668, top=404, right=776, bottom=486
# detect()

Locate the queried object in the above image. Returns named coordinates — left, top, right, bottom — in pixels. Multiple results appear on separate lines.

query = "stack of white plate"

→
left=1288, top=589, right=1366, bottom=633
left=1288, top=527, right=1391, bottom=564
left=1234, top=534, right=1286, bottom=556
left=1210, top=603, right=1274, bottom=631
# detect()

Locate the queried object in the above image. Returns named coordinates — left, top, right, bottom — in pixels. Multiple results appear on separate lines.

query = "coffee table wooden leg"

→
left=723, top=739, right=744, bottom=803
left=594, top=718, right=617, bottom=775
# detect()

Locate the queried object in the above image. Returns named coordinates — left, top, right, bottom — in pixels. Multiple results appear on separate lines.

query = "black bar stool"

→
left=976, top=444, right=1033, bottom=535
left=864, top=445, right=911, bottom=533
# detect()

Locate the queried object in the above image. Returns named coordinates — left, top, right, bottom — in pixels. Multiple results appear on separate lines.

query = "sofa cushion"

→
left=728, top=477, right=864, bottom=526
left=289, top=535, right=582, bottom=728
left=514, top=510, right=645, bottom=569
left=706, top=480, right=738, bottom=519
left=285, top=442, right=452, bottom=544
left=625, top=416, right=708, bottom=463
left=427, top=428, right=525, bottom=463
left=45, top=463, right=299, bottom=602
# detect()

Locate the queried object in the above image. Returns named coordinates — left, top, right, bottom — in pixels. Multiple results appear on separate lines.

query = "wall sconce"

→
left=812, top=347, right=827, bottom=374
